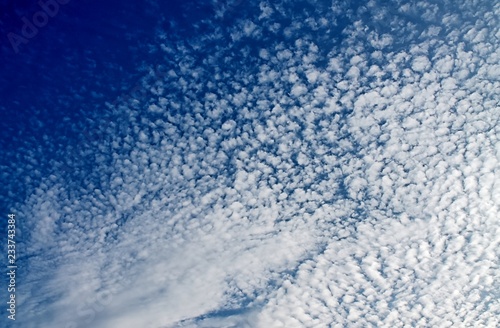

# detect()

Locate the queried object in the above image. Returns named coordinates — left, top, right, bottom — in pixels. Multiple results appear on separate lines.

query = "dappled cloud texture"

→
left=4, top=0, right=499, bottom=327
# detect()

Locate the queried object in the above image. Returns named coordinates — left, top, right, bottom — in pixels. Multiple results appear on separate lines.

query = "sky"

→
left=0, top=0, right=499, bottom=327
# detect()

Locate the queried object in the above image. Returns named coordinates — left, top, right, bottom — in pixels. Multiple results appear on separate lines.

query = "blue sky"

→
left=1, top=0, right=499, bottom=327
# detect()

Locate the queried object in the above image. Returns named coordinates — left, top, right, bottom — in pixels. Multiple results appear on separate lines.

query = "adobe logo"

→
left=7, top=0, right=71, bottom=53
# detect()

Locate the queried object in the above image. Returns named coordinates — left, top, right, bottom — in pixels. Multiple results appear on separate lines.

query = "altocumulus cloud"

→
left=4, top=0, right=499, bottom=327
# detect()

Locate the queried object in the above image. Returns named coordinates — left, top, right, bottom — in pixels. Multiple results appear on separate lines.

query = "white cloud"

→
left=411, top=55, right=431, bottom=72
left=290, top=84, right=308, bottom=97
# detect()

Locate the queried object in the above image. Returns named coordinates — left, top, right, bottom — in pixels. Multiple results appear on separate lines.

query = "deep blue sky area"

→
left=1, top=0, right=183, bottom=141
left=0, top=0, right=205, bottom=205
